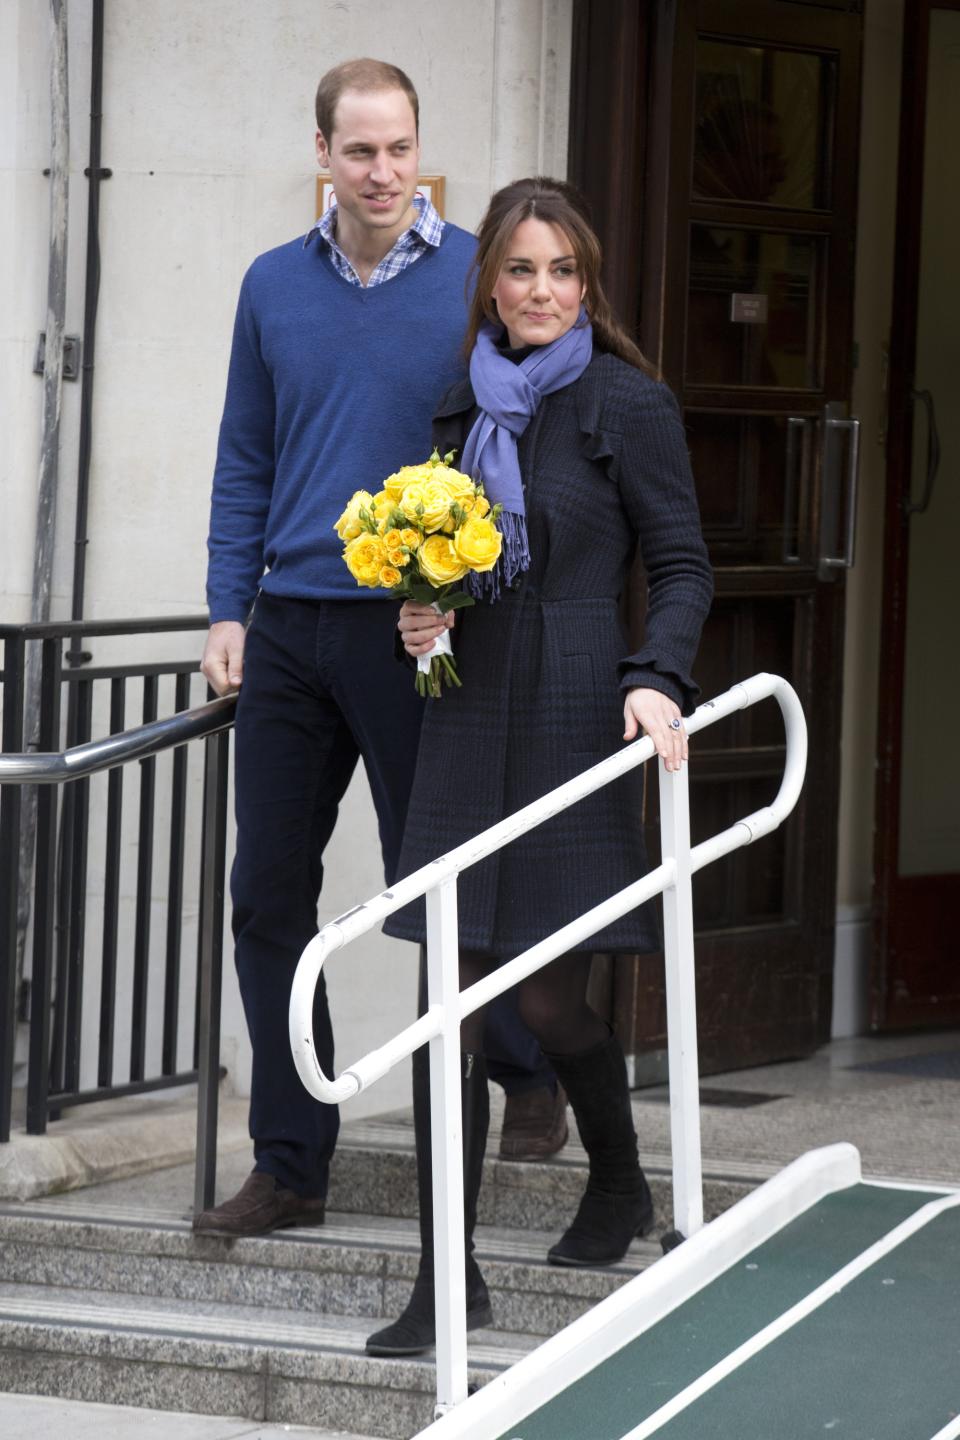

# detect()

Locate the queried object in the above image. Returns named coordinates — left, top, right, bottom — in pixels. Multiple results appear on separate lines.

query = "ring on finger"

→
left=669, top=717, right=682, bottom=731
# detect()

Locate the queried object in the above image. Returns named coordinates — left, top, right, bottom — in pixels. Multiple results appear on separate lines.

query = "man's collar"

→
left=303, top=191, right=444, bottom=251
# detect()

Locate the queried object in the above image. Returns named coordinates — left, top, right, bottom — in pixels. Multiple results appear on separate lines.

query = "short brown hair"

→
left=465, top=176, right=657, bottom=376
left=315, top=58, right=419, bottom=140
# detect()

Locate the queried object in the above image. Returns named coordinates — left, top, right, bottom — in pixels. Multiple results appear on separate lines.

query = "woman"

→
left=366, top=178, right=713, bottom=1358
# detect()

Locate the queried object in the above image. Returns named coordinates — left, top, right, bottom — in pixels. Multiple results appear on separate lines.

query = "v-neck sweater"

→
left=207, top=223, right=476, bottom=622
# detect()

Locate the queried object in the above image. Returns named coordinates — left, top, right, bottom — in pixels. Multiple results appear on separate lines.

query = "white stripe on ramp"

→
left=619, top=1190, right=960, bottom=1439
left=928, top=1417, right=960, bottom=1440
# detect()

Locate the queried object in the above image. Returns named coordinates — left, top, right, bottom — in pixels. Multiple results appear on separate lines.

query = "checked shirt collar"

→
left=304, top=193, right=444, bottom=287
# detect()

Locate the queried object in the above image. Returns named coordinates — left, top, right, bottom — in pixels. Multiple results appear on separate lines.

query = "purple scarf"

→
left=461, top=312, right=594, bottom=598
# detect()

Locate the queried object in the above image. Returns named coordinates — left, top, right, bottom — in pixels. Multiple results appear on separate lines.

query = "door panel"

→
left=687, top=412, right=816, bottom=565
left=572, top=0, right=862, bottom=1077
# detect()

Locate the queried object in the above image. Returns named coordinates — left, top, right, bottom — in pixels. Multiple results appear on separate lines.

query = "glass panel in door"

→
left=694, top=38, right=836, bottom=209
left=687, top=227, right=823, bottom=388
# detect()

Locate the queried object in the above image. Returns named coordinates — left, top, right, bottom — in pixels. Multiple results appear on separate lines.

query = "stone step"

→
left=0, top=1280, right=533, bottom=1439
left=0, top=1203, right=656, bottom=1338
left=328, top=1119, right=758, bottom=1233
left=0, top=1102, right=770, bottom=1438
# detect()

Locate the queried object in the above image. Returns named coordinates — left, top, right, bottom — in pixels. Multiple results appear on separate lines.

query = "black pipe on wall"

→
left=68, top=0, right=106, bottom=658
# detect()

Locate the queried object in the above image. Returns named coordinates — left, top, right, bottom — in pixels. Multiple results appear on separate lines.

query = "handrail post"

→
left=194, top=726, right=229, bottom=1217
left=426, top=874, right=469, bottom=1418
left=27, top=638, right=63, bottom=1133
left=659, top=755, right=704, bottom=1240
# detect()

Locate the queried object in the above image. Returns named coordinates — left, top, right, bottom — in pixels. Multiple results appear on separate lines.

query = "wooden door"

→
left=872, top=0, right=960, bottom=1030
left=572, top=0, right=864, bottom=1078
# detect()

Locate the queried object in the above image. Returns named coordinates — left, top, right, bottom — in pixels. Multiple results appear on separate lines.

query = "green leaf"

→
left=442, top=591, right=475, bottom=612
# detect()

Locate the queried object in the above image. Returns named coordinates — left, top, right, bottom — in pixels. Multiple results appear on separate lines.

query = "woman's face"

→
left=491, top=217, right=585, bottom=349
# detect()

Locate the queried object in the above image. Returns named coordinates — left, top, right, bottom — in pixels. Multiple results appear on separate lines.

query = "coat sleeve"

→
left=205, top=265, right=276, bottom=624
left=606, top=372, right=713, bottom=714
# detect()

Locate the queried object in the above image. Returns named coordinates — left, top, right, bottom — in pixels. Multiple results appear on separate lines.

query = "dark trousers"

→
left=484, top=988, right=555, bottom=1095
left=231, top=594, right=551, bottom=1197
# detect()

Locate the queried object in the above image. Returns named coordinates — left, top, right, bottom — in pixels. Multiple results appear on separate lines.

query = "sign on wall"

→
left=315, top=175, right=446, bottom=218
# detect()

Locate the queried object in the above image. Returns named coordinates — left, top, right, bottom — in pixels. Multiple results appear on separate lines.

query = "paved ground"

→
left=0, top=1392, right=378, bottom=1440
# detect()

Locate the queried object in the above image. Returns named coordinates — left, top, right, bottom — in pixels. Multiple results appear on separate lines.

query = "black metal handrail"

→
left=0, top=695, right=236, bottom=783
left=1, top=616, right=236, bottom=1215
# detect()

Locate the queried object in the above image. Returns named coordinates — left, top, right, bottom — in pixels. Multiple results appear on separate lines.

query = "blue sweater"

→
left=206, top=224, right=476, bottom=622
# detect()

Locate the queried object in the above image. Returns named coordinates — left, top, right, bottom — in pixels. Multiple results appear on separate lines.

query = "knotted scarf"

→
left=460, top=311, right=594, bottom=598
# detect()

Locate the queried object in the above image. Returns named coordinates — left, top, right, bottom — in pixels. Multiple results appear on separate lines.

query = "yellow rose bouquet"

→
left=333, top=449, right=503, bottom=697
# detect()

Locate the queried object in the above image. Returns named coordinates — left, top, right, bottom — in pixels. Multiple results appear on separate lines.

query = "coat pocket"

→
left=541, top=598, right=624, bottom=759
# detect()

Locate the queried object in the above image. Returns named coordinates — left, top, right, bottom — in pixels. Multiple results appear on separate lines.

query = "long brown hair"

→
left=465, top=177, right=658, bottom=377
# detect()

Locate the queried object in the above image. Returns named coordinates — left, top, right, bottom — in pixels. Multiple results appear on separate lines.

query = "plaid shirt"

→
left=305, top=193, right=444, bottom=287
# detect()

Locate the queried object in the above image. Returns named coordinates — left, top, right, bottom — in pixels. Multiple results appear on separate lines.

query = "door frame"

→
left=569, top=0, right=864, bottom=1071
left=871, top=0, right=960, bottom=1030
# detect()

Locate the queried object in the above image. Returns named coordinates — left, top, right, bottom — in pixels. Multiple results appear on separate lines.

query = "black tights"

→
left=458, top=948, right=608, bottom=1059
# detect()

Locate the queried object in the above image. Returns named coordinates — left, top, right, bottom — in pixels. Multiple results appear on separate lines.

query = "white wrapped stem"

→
left=417, top=602, right=454, bottom=674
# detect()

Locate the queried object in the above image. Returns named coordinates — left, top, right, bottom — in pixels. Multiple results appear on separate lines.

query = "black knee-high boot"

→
left=544, top=1030, right=654, bottom=1267
left=365, top=1046, right=493, bottom=1356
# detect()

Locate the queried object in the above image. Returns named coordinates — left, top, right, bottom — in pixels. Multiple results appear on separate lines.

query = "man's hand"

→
left=201, top=621, right=246, bottom=695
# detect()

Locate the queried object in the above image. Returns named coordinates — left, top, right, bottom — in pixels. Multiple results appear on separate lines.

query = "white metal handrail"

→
left=288, top=672, right=807, bottom=1419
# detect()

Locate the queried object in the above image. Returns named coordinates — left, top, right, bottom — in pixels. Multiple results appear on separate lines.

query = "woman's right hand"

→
left=397, top=600, right=455, bottom=657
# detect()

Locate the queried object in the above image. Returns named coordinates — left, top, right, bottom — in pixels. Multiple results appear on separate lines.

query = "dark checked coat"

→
left=383, top=349, right=714, bottom=958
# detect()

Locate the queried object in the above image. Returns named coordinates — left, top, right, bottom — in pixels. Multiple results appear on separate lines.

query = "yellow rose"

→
left=432, top=466, right=475, bottom=502
left=372, top=490, right=396, bottom=523
left=333, top=489, right=375, bottom=542
left=397, top=480, right=424, bottom=523
left=378, top=565, right=402, bottom=589
left=343, top=533, right=388, bottom=588
left=401, top=475, right=458, bottom=533
left=453, top=515, right=502, bottom=573
left=384, top=527, right=416, bottom=565
left=418, top=533, right=469, bottom=586
left=457, top=487, right=490, bottom=518
left=384, top=463, right=433, bottom=501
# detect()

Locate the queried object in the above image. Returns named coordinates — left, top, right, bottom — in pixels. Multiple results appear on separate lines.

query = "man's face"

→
left=316, top=88, right=420, bottom=239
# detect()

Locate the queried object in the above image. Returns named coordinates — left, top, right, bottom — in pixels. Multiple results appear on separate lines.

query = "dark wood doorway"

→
left=872, top=0, right=960, bottom=1030
left=572, top=0, right=864, bottom=1078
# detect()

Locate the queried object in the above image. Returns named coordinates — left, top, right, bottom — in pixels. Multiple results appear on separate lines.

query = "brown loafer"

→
left=192, top=1170, right=326, bottom=1237
left=499, top=1084, right=569, bottom=1161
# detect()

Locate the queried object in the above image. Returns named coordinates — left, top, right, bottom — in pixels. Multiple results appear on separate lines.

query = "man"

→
left=194, top=59, right=565, bottom=1240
